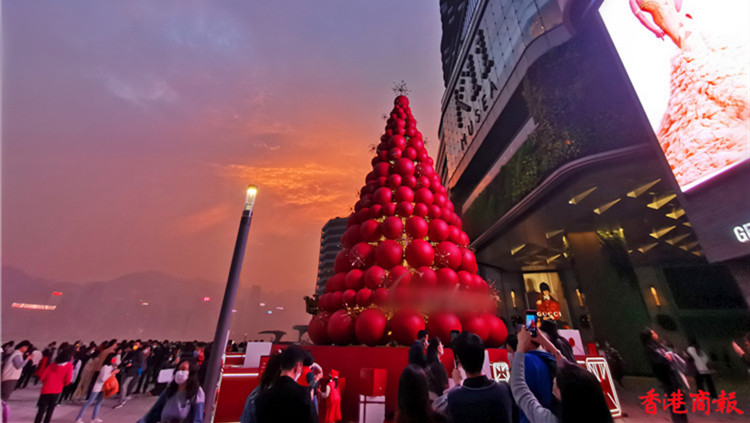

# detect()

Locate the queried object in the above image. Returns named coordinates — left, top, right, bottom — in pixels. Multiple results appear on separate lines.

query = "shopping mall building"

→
left=436, top=0, right=749, bottom=375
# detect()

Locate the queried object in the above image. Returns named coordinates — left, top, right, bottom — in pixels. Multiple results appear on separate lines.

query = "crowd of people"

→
left=2, top=329, right=748, bottom=423
left=236, top=323, right=614, bottom=423
left=1, top=339, right=214, bottom=423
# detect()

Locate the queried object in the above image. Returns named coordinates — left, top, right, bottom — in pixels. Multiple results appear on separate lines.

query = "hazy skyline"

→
left=2, top=1, right=445, bottom=294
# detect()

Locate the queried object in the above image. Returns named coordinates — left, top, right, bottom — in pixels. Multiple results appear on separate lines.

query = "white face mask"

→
left=174, top=370, right=189, bottom=385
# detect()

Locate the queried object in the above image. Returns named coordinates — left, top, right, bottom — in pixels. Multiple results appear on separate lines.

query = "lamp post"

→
left=203, top=185, right=257, bottom=423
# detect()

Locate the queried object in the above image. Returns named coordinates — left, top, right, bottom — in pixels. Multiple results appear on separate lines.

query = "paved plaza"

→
left=4, top=375, right=748, bottom=422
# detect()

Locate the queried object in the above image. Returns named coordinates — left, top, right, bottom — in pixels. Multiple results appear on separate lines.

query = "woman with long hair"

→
left=240, top=353, right=281, bottom=423
left=512, top=328, right=613, bottom=423
left=137, top=359, right=204, bottom=423
left=396, top=365, right=448, bottom=423
left=425, top=338, right=449, bottom=400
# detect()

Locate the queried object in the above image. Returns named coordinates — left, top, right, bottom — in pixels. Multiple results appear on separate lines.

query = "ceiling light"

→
left=510, top=244, right=526, bottom=255
left=638, top=242, right=658, bottom=253
left=647, top=193, right=677, bottom=210
left=593, top=198, right=620, bottom=215
left=650, top=226, right=676, bottom=239
left=679, top=241, right=699, bottom=251
left=627, top=179, right=661, bottom=198
left=665, top=234, right=690, bottom=245
left=546, top=254, right=561, bottom=263
left=665, top=208, right=685, bottom=219
left=569, top=187, right=597, bottom=205
left=545, top=230, right=564, bottom=239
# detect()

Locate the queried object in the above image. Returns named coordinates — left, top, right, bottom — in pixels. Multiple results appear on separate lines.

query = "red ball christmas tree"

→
left=309, top=95, right=507, bottom=348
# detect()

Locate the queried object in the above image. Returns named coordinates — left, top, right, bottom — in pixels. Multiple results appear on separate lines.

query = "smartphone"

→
left=525, top=310, right=538, bottom=337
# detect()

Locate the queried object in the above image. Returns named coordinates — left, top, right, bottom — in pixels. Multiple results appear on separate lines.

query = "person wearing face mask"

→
left=254, top=345, right=318, bottom=423
left=425, top=338, right=448, bottom=400
left=137, top=359, right=204, bottom=423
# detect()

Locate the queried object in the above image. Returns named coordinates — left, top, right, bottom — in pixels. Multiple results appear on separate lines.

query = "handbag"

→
left=102, top=374, right=119, bottom=398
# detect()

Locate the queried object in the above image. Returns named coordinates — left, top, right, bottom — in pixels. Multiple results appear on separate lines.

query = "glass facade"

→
left=439, top=0, right=564, bottom=182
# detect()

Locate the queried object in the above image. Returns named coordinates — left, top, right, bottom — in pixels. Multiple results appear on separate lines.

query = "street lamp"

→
left=203, top=184, right=257, bottom=423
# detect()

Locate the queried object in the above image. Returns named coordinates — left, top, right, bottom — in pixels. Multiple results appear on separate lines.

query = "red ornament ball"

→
left=483, top=313, right=508, bottom=347
left=387, top=174, right=402, bottom=189
left=382, top=202, right=397, bottom=216
left=375, top=240, right=403, bottom=269
left=355, top=288, right=373, bottom=307
left=435, top=241, right=462, bottom=269
left=382, top=216, right=404, bottom=240
left=413, top=266, right=437, bottom=288
left=342, top=289, right=357, bottom=306
left=395, top=186, right=415, bottom=203
left=334, top=250, right=352, bottom=273
left=345, top=269, right=365, bottom=290
left=461, top=313, right=490, bottom=342
left=460, top=249, right=478, bottom=273
left=414, top=202, right=429, bottom=217
left=350, top=242, right=374, bottom=269
left=328, top=291, right=343, bottom=309
left=428, top=219, right=450, bottom=242
left=328, top=310, right=356, bottom=345
left=364, top=266, right=386, bottom=290
left=428, top=204, right=442, bottom=220
left=341, top=225, right=361, bottom=249
left=395, top=95, right=409, bottom=107
left=372, top=287, right=389, bottom=306
left=390, top=309, right=425, bottom=345
left=325, top=273, right=346, bottom=293
left=397, top=201, right=414, bottom=217
left=389, top=135, right=407, bottom=150
left=374, top=162, right=390, bottom=178
left=405, top=239, right=435, bottom=268
left=436, top=268, right=459, bottom=289
left=405, top=216, right=429, bottom=239
left=309, top=312, right=332, bottom=345
left=394, top=158, right=415, bottom=176
left=373, top=187, right=392, bottom=205
left=360, top=219, right=381, bottom=242
left=414, top=188, right=434, bottom=206
left=428, top=312, right=462, bottom=344
left=387, top=265, right=411, bottom=288
left=356, top=308, right=388, bottom=346
left=403, top=175, right=417, bottom=188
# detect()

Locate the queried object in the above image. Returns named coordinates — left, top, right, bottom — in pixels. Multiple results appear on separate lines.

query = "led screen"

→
left=599, top=0, right=749, bottom=191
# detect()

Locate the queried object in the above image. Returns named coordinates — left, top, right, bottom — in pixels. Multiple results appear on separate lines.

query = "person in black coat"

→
left=641, top=328, right=689, bottom=423
left=409, top=330, right=429, bottom=368
left=255, top=345, right=318, bottom=423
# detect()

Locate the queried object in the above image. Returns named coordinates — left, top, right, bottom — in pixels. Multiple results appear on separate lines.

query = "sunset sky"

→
left=2, top=1, right=445, bottom=294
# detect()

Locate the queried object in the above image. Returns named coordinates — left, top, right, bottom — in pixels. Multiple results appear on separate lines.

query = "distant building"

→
left=315, top=217, right=348, bottom=295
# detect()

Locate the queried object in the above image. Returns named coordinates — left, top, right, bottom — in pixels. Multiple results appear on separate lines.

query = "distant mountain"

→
left=1, top=266, right=311, bottom=345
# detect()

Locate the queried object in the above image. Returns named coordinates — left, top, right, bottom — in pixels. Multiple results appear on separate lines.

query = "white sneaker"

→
left=92, top=418, right=103, bottom=423
left=76, top=419, right=85, bottom=423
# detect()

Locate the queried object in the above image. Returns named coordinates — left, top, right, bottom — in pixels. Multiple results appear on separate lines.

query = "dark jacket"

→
left=255, top=376, right=318, bottom=423
left=519, top=350, right=557, bottom=423
left=446, top=375, right=514, bottom=423
left=408, top=340, right=427, bottom=368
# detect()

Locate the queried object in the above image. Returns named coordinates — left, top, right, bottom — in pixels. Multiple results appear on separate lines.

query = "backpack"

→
left=102, top=374, right=119, bottom=398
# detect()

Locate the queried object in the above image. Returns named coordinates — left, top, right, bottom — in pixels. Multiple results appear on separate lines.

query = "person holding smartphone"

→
left=515, top=312, right=557, bottom=423
left=512, top=328, right=613, bottom=423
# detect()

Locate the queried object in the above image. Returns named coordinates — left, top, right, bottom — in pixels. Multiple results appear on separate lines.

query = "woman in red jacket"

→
left=35, top=348, right=73, bottom=423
